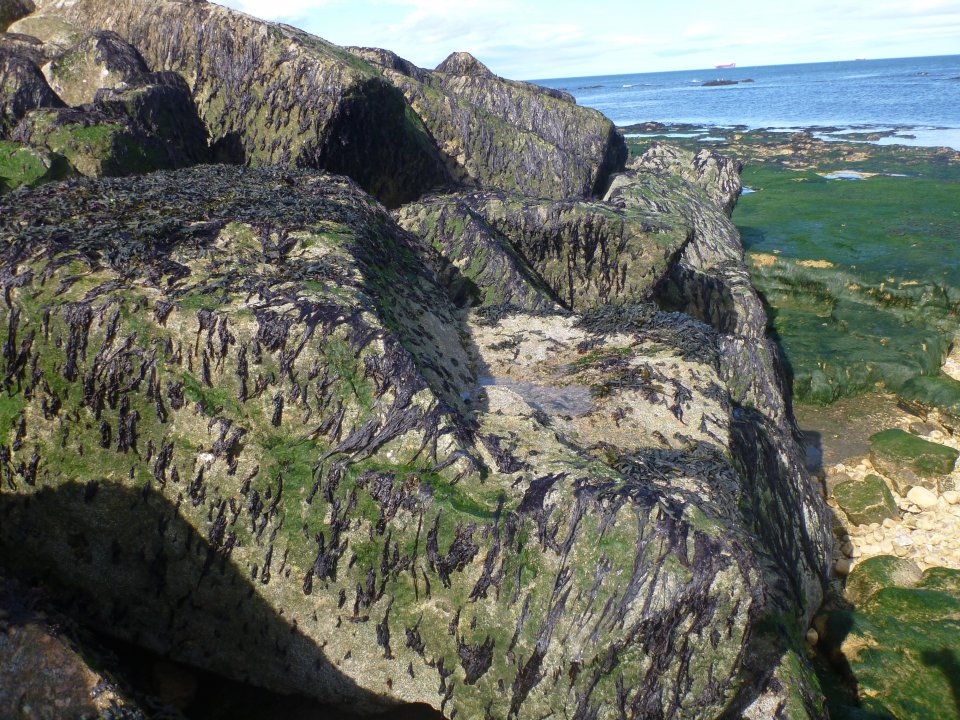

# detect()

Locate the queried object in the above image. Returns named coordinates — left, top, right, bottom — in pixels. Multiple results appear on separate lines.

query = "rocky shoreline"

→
left=11, top=1, right=952, bottom=719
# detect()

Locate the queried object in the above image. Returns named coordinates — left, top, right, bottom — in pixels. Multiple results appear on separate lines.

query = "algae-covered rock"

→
left=42, top=30, right=149, bottom=106
left=833, top=474, right=898, bottom=526
left=34, top=0, right=450, bottom=207
left=0, top=0, right=33, bottom=32
left=899, top=373, right=960, bottom=431
left=843, top=555, right=922, bottom=605
left=0, top=164, right=830, bottom=718
left=0, top=47, right=64, bottom=136
left=825, top=566, right=960, bottom=720
left=0, top=136, right=69, bottom=190
left=6, top=13, right=81, bottom=53
left=629, top=141, right=743, bottom=215
left=869, top=428, right=958, bottom=493
left=607, top=144, right=789, bottom=426
left=352, top=47, right=626, bottom=200
left=12, top=70, right=209, bottom=177
left=398, top=189, right=686, bottom=311
left=394, top=194, right=564, bottom=311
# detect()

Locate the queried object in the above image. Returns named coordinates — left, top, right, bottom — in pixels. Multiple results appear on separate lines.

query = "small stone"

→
left=906, top=486, right=938, bottom=510
left=835, top=558, right=852, bottom=576
left=882, top=518, right=897, bottom=528
left=841, top=539, right=855, bottom=556
left=944, top=490, right=960, bottom=505
left=880, top=540, right=894, bottom=554
left=805, top=628, right=819, bottom=646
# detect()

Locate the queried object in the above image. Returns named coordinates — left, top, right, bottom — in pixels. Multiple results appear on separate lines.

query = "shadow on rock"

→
left=0, top=481, right=430, bottom=717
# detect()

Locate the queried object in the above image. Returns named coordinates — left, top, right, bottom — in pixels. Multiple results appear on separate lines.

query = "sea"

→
left=535, top=54, right=960, bottom=150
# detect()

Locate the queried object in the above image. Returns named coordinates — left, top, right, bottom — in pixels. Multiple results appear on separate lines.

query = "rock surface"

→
left=0, top=160, right=829, bottom=718
left=869, top=428, right=958, bottom=493
left=42, top=30, right=149, bottom=106
left=352, top=48, right=626, bottom=200
left=0, top=47, right=63, bottom=136
left=6, top=13, right=81, bottom=54
left=32, top=0, right=451, bottom=207
left=833, top=474, right=897, bottom=526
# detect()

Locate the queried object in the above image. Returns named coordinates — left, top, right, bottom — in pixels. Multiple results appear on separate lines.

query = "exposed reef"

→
left=0, top=3, right=832, bottom=718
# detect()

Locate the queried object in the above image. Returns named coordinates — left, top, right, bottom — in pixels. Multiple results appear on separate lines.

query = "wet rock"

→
left=0, top=48, right=64, bottom=137
left=833, top=474, right=898, bottom=526
left=899, top=373, right=960, bottom=432
left=394, top=194, right=563, bottom=312
left=0, top=164, right=829, bottom=718
left=606, top=144, right=787, bottom=425
left=34, top=0, right=451, bottom=207
left=42, top=30, right=149, bottom=107
left=826, top=561, right=960, bottom=719
left=11, top=71, right=209, bottom=178
left=869, top=428, right=958, bottom=493
left=0, top=0, right=34, bottom=32
left=352, top=47, right=625, bottom=199
left=402, top=188, right=688, bottom=311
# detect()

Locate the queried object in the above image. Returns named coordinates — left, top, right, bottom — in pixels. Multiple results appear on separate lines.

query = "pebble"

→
left=906, top=486, right=938, bottom=510
left=806, top=628, right=819, bottom=646
left=882, top=518, right=897, bottom=529
left=944, top=491, right=960, bottom=505
left=880, top=540, right=894, bottom=554
left=835, top=558, right=852, bottom=576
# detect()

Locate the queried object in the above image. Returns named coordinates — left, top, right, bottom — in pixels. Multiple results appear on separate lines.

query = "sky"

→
left=218, top=0, right=960, bottom=80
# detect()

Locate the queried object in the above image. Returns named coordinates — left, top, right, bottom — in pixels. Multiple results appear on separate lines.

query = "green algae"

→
left=869, top=429, right=958, bottom=490
left=899, top=374, right=960, bottom=428
left=0, top=141, right=73, bottom=193
left=833, top=475, right=897, bottom=526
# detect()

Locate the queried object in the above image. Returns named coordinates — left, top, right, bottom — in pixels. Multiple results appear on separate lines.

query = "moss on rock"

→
left=833, top=474, right=898, bottom=526
left=42, top=30, right=149, bottom=107
left=0, top=137, right=70, bottom=191
left=868, top=428, right=958, bottom=493
left=843, top=555, right=922, bottom=605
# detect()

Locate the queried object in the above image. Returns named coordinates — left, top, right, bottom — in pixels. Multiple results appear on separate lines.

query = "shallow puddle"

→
left=477, top=376, right=594, bottom=417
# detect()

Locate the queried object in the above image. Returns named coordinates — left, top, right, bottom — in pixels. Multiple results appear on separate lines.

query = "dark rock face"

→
left=394, top=195, right=564, bottom=312
left=0, top=0, right=33, bottom=32
left=0, top=162, right=830, bottom=718
left=352, top=48, right=626, bottom=199
left=0, top=48, right=63, bottom=136
left=0, top=31, right=48, bottom=65
left=43, top=30, right=150, bottom=106
left=35, top=0, right=451, bottom=207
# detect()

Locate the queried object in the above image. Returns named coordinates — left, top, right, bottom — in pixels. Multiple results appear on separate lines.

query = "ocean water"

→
left=535, top=55, right=960, bottom=149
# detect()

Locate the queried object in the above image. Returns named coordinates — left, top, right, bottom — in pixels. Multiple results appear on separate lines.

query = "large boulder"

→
left=352, top=47, right=627, bottom=200
left=0, top=47, right=64, bottom=136
left=10, top=70, right=209, bottom=180
left=0, top=164, right=829, bottom=718
left=399, top=189, right=689, bottom=311
left=42, top=30, right=149, bottom=106
left=6, top=13, right=81, bottom=54
left=607, top=143, right=790, bottom=426
left=30, top=0, right=450, bottom=207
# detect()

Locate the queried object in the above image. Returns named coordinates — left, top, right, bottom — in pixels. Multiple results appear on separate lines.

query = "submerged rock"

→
left=0, top=163, right=829, bottom=718
left=42, top=30, right=149, bottom=106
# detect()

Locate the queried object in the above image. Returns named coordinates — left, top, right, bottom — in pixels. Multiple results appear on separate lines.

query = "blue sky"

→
left=219, top=0, right=960, bottom=79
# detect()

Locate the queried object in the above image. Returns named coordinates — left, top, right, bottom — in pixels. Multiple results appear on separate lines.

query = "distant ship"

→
left=715, top=62, right=736, bottom=69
